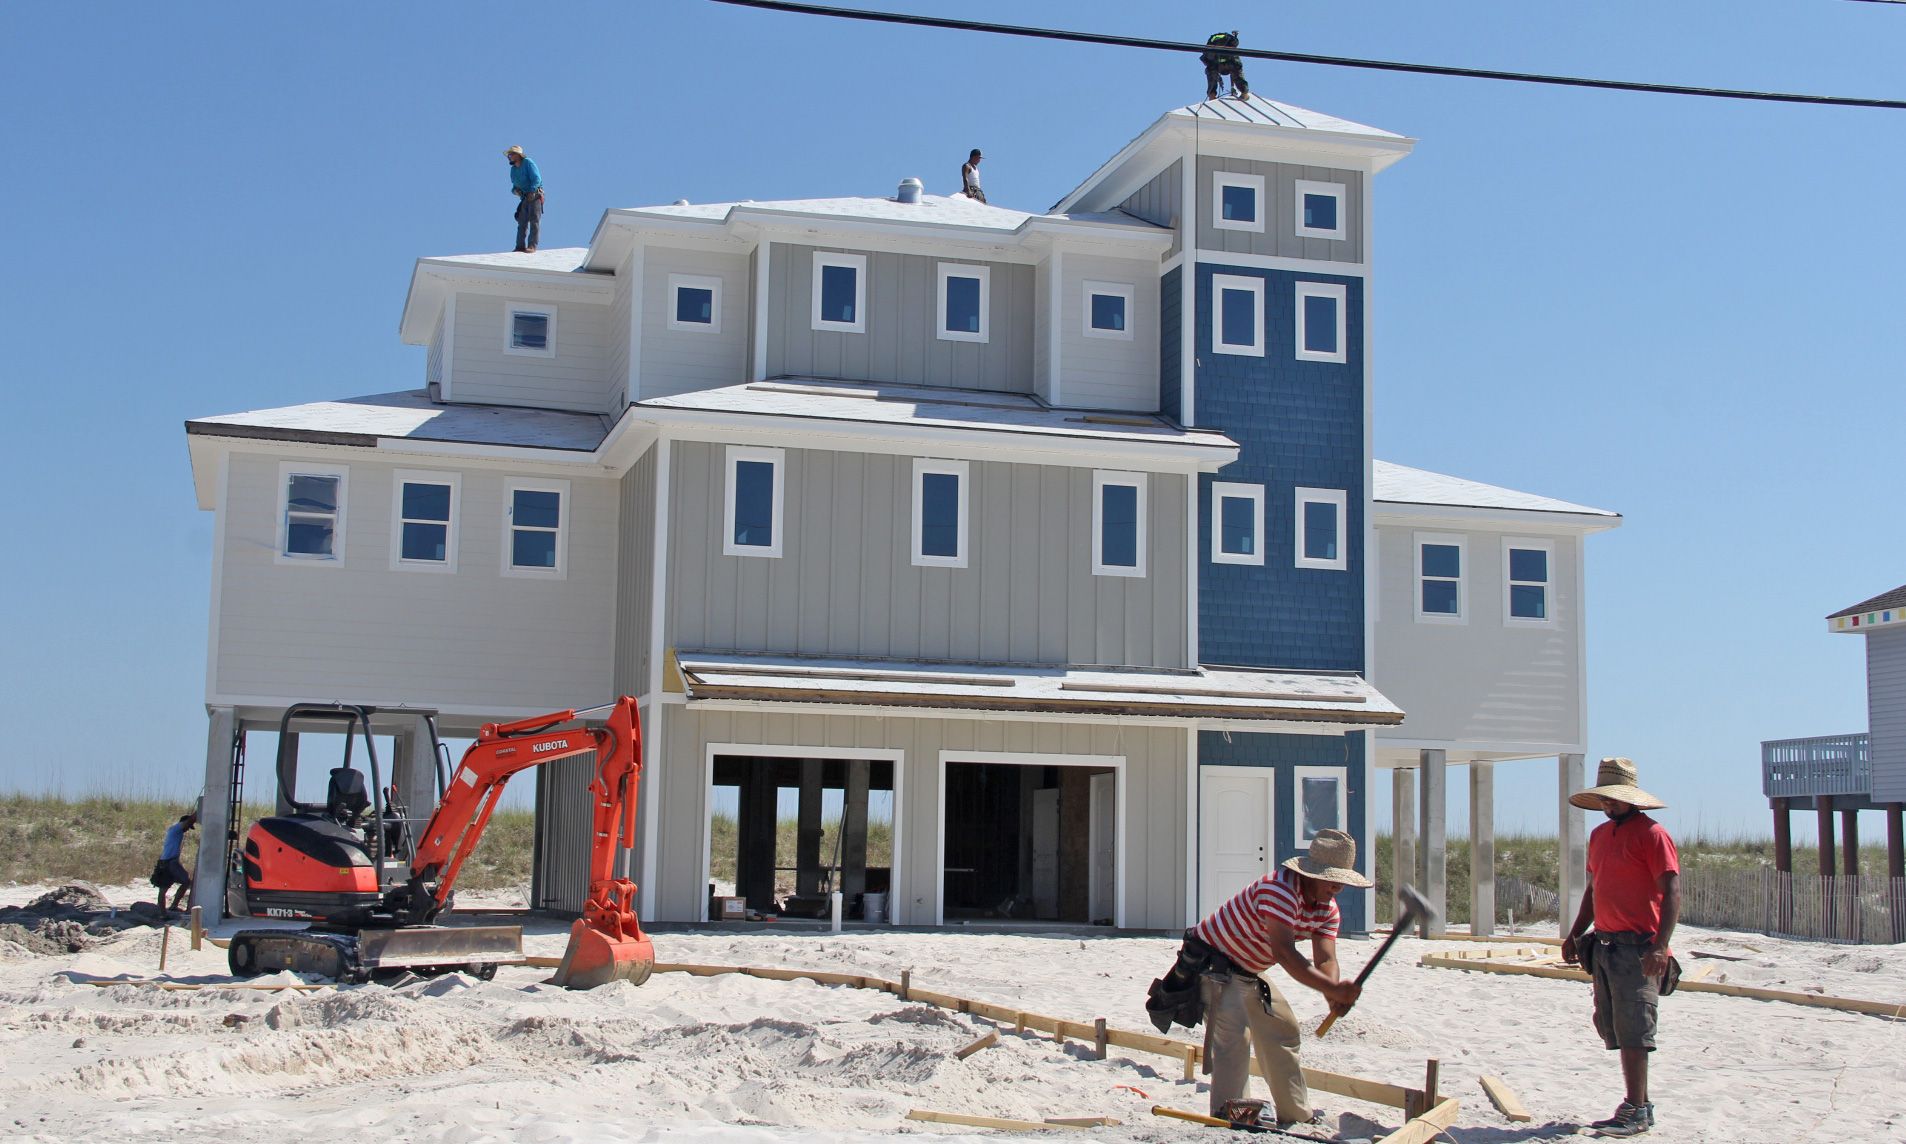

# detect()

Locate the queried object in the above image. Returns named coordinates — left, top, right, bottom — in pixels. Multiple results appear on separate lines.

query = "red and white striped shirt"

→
left=1195, top=867, right=1340, bottom=974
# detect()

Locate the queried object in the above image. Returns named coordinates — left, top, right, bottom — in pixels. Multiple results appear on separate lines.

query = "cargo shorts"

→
left=1589, top=935, right=1658, bottom=1051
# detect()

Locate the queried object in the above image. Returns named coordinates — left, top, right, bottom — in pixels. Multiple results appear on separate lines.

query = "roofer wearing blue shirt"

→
left=151, top=811, right=197, bottom=916
left=506, top=145, right=544, bottom=253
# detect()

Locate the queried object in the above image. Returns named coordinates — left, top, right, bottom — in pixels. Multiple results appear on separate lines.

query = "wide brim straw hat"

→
left=504, top=145, right=525, bottom=157
left=1569, top=756, right=1667, bottom=811
left=1282, top=828, right=1373, bottom=888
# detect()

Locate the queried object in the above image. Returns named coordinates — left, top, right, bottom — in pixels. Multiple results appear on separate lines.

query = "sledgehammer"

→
left=1314, top=883, right=1434, bottom=1037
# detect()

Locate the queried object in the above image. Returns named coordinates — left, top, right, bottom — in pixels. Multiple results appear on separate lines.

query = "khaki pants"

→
left=1200, top=971, right=1308, bottom=1121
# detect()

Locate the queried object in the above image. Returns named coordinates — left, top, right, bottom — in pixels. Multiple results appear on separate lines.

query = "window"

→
left=723, top=446, right=785, bottom=559
left=1505, top=538, right=1554, bottom=625
left=1210, top=273, right=1264, bottom=357
left=937, top=263, right=989, bottom=342
left=503, top=478, right=568, bottom=578
left=1294, top=179, right=1347, bottom=241
left=1212, top=172, right=1265, bottom=233
left=1292, top=767, right=1348, bottom=844
left=1415, top=532, right=1466, bottom=622
left=1294, top=282, right=1347, bottom=364
left=276, top=462, right=347, bottom=565
left=667, top=274, right=722, bottom=333
left=1210, top=482, right=1264, bottom=566
left=1294, top=488, right=1347, bottom=571
left=812, top=252, right=867, bottom=333
left=504, top=302, right=557, bottom=357
left=1092, top=471, right=1147, bottom=577
left=391, top=470, right=459, bottom=573
left=1083, top=281, right=1134, bottom=340
left=911, top=458, right=969, bottom=568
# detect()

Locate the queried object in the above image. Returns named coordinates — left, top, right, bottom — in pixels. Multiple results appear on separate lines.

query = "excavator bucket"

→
left=548, top=917, right=655, bottom=989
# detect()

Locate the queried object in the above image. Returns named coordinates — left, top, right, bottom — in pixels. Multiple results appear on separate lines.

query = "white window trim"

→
left=935, top=262, right=990, bottom=343
left=665, top=273, right=723, bottom=334
left=1212, top=171, right=1266, bottom=233
left=1294, top=179, right=1347, bottom=241
left=1210, top=481, right=1265, bottom=566
left=503, top=301, right=558, bottom=358
left=390, top=469, right=460, bottom=574
left=1091, top=470, right=1148, bottom=578
left=1210, top=273, right=1265, bottom=358
left=722, top=445, right=785, bottom=559
left=1082, top=280, right=1135, bottom=341
left=1504, top=536, right=1557, bottom=628
left=811, top=251, right=867, bottom=334
left=275, top=461, right=348, bottom=567
left=1414, top=531, right=1467, bottom=625
left=501, top=477, right=569, bottom=579
left=1294, top=487, right=1348, bottom=571
left=911, top=457, right=969, bottom=569
left=1294, top=281, right=1348, bottom=364
left=1292, top=765, right=1349, bottom=845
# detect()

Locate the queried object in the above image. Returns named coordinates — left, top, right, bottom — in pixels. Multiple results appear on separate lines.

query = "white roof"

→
left=186, top=390, right=609, bottom=452
left=616, top=194, right=1168, bottom=237
left=1167, top=94, right=1405, bottom=139
left=419, top=248, right=593, bottom=274
left=674, top=652, right=1402, bottom=726
left=1374, top=460, right=1618, bottom=518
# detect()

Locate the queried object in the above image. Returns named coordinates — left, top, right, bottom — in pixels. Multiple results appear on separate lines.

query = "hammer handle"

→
left=1314, top=923, right=1411, bottom=1037
left=1314, top=1010, right=1342, bottom=1038
left=1151, top=1106, right=1268, bottom=1133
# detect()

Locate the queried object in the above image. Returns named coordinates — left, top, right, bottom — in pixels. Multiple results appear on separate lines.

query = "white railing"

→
left=1761, top=733, right=1870, bottom=797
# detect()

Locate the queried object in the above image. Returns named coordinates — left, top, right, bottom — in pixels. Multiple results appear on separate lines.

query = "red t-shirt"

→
left=1587, top=812, right=1679, bottom=936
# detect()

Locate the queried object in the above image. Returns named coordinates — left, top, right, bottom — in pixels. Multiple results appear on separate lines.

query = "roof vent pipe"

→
left=896, top=177, right=923, bottom=204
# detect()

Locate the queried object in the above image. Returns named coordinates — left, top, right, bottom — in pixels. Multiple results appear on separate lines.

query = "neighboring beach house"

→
left=184, top=96, right=1618, bottom=934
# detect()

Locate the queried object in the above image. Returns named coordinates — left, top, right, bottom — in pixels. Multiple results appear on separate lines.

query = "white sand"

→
left=2, top=883, right=1901, bottom=1143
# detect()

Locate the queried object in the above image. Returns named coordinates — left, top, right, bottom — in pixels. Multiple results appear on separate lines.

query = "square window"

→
left=1304, top=194, right=1337, bottom=233
left=1211, top=274, right=1264, bottom=357
left=937, top=263, right=990, bottom=342
left=1222, top=185, right=1256, bottom=223
left=277, top=463, right=347, bottom=565
left=1293, top=767, right=1347, bottom=843
left=504, top=303, right=557, bottom=357
left=1211, top=482, right=1264, bottom=566
left=1416, top=533, right=1466, bottom=622
left=1092, top=294, right=1124, bottom=330
left=1092, top=471, right=1146, bottom=577
left=1295, top=282, right=1347, bottom=363
left=911, top=458, right=969, bottom=568
left=503, top=479, right=568, bottom=578
left=1506, top=539, right=1554, bottom=625
left=724, top=446, right=785, bottom=559
left=392, top=470, right=459, bottom=572
left=1213, top=172, right=1265, bottom=232
left=1083, top=281, right=1134, bottom=340
left=1293, top=180, right=1347, bottom=240
left=667, top=274, right=723, bottom=333
left=812, top=252, right=867, bottom=332
left=1295, top=487, right=1347, bottom=570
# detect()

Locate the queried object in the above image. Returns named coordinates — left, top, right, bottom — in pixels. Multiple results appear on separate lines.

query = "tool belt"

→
left=1579, top=929, right=1683, bottom=994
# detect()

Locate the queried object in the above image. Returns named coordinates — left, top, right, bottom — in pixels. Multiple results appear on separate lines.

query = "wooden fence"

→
left=1679, top=867, right=1906, bottom=944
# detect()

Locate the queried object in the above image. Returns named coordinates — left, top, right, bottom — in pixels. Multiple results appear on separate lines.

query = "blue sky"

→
left=4, top=1, right=1901, bottom=837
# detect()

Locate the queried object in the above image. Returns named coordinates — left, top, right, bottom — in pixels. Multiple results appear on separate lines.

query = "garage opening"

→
left=942, top=761, right=1117, bottom=926
left=708, top=755, right=896, bottom=923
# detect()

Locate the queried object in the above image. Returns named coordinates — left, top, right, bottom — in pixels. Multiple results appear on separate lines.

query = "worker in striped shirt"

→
left=1189, top=828, right=1368, bottom=1124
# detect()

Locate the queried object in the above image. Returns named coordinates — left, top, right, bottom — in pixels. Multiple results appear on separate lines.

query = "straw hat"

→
left=504, top=145, right=525, bottom=157
left=1282, top=828, right=1373, bottom=888
left=1569, top=757, right=1666, bottom=811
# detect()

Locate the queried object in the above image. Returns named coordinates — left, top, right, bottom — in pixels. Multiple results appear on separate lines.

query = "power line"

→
left=709, top=0, right=1906, bottom=111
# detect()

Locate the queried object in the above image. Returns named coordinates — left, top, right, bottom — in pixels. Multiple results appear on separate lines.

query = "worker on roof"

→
left=1201, top=30, right=1249, bottom=101
left=960, top=149, right=986, bottom=203
left=149, top=811, right=197, bottom=917
left=505, top=145, right=544, bottom=253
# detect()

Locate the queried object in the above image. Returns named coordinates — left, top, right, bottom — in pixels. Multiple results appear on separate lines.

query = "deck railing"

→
left=1760, top=733, right=1870, bottom=798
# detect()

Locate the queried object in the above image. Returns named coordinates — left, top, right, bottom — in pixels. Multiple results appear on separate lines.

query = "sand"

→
left=1, top=882, right=1900, bottom=1143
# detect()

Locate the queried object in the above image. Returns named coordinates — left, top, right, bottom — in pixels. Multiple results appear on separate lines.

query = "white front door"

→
left=1198, top=766, right=1275, bottom=919
left=1088, top=772, right=1115, bottom=924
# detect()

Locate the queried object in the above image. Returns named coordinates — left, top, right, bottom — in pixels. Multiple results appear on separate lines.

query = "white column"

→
left=1391, top=767, right=1416, bottom=926
left=1558, top=754, right=1587, bottom=925
left=1417, top=749, right=1447, bottom=938
left=1469, top=763, right=1496, bottom=936
left=194, top=707, right=238, bottom=924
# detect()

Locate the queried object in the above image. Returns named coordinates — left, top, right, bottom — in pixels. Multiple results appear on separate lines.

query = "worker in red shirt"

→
left=1561, top=758, right=1681, bottom=1138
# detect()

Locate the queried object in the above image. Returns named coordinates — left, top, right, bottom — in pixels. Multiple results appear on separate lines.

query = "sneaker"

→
left=1590, top=1101, right=1654, bottom=1137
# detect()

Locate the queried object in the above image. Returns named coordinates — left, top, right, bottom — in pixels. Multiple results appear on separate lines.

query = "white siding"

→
left=450, top=291, right=616, bottom=413
left=425, top=311, right=444, bottom=389
left=638, top=246, right=751, bottom=400
left=1057, top=252, right=1160, bottom=411
left=607, top=254, right=633, bottom=410
left=1032, top=259, right=1053, bottom=403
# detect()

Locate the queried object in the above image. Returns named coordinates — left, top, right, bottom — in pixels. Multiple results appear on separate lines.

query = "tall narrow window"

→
left=1211, top=482, right=1264, bottom=566
left=503, top=478, right=568, bottom=577
left=392, top=470, right=459, bottom=572
left=812, top=252, right=867, bottom=333
left=667, top=274, right=722, bottom=333
left=1293, top=767, right=1348, bottom=843
left=1295, top=282, right=1347, bottom=363
left=912, top=458, right=969, bottom=568
left=1505, top=538, right=1553, bottom=625
left=505, top=302, right=557, bottom=357
left=1293, top=180, right=1347, bottom=240
left=724, top=446, right=785, bottom=558
left=1092, top=471, right=1147, bottom=578
left=937, top=263, right=989, bottom=342
left=277, top=462, right=348, bottom=564
left=1213, top=172, right=1265, bottom=233
left=1294, top=487, right=1347, bottom=571
left=1416, top=533, right=1465, bottom=622
left=1211, top=273, right=1264, bottom=357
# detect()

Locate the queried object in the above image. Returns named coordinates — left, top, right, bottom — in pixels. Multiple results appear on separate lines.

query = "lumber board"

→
left=954, top=1030, right=998, bottom=1060
left=1044, top=1115, right=1119, bottom=1126
left=1377, top=1097, right=1462, bottom=1144
left=1420, top=952, right=1906, bottom=1017
left=1420, top=952, right=1588, bottom=983
left=1478, top=1074, right=1531, bottom=1122
left=905, top=1108, right=1089, bottom=1131
left=1379, top=929, right=1562, bottom=947
left=1300, top=1065, right=1418, bottom=1110
left=81, top=979, right=330, bottom=992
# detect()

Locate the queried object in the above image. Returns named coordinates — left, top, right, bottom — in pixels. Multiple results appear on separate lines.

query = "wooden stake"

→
left=953, top=1030, right=998, bottom=1060
left=1015, top=1011, right=1028, bottom=1034
left=1182, top=1046, right=1198, bottom=1081
left=1424, top=1059, right=1440, bottom=1106
left=1094, top=1017, right=1108, bottom=1060
left=900, top=968, right=911, bottom=1001
left=159, top=923, right=170, bottom=973
left=189, top=907, right=203, bottom=951
left=1478, top=1074, right=1531, bottom=1122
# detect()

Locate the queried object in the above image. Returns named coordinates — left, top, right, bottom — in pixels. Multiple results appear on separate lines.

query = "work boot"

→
left=1590, top=1101, right=1654, bottom=1137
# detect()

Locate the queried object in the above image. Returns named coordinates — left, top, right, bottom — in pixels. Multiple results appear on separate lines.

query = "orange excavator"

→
left=227, top=695, right=654, bottom=988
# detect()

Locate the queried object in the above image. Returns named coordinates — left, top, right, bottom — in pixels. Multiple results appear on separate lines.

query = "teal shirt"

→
left=510, top=156, right=542, bottom=195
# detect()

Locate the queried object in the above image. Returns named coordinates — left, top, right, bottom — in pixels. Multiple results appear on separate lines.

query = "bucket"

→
left=862, top=892, right=888, bottom=923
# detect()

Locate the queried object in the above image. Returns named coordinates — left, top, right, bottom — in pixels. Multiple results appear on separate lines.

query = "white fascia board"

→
left=1371, top=735, right=1586, bottom=760
left=1019, top=218, right=1173, bottom=252
left=187, top=435, right=222, bottom=510
left=1166, top=119, right=1415, bottom=172
left=742, top=217, right=1040, bottom=265
left=668, top=694, right=1383, bottom=734
left=398, top=271, right=446, bottom=345
left=1373, top=501, right=1622, bottom=534
left=636, top=407, right=1238, bottom=473
left=372, top=437, right=609, bottom=471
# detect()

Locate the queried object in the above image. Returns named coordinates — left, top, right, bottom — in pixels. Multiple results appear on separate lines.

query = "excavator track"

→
left=228, top=925, right=520, bottom=984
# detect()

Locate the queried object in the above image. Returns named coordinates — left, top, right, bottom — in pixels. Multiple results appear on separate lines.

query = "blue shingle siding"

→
left=1193, top=263, right=1364, bottom=672
left=1198, top=729, right=1369, bottom=930
left=1159, top=266, right=1182, bottom=423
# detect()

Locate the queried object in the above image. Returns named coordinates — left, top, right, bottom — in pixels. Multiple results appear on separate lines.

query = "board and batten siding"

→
left=1369, top=523, right=1583, bottom=751
left=613, top=448, right=658, bottom=700
left=1056, top=252, right=1161, bottom=411
left=607, top=255, right=633, bottom=409
left=665, top=441, right=1189, bottom=668
left=645, top=707, right=1189, bottom=927
left=764, top=243, right=1035, bottom=391
left=1118, top=159, right=1182, bottom=257
left=1194, top=156, right=1364, bottom=264
left=214, top=451, right=618, bottom=712
left=449, top=291, right=617, bottom=414
left=638, top=246, right=751, bottom=400
left=1032, top=259, right=1052, bottom=403
left=1868, top=626, right=1906, bottom=803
